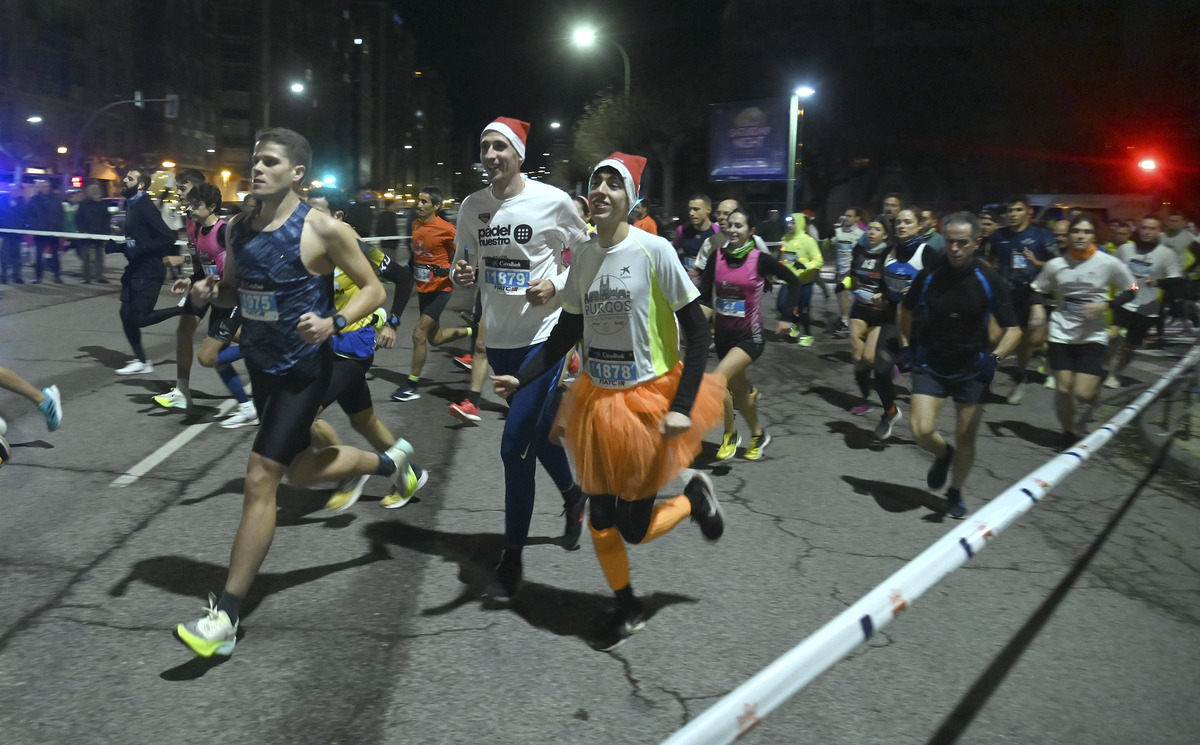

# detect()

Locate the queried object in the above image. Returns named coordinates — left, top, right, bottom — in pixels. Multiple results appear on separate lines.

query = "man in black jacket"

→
left=75, top=184, right=112, bottom=284
left=27, top=180, right=64, bottom=283
left=113, top=167, right=182, bottom=375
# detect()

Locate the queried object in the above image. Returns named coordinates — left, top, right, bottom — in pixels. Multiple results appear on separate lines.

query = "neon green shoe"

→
left=743, top=431, right=772, bottom=461
left=797, top=335, right=814, bottom=347
left=325, top=474, right=369, bottom=512
left=716, top=431, right=740, bottom=461
left=176, top=593, right=237, bottom=657
left=382, top=466, right=428, bottom=509
left=788, top=324, right=801, bottom=338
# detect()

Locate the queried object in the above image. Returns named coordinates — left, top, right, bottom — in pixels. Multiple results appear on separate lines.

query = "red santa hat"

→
left=593, top=152, right=646, bottom=213
left=481, top=117, right=531, bottom=161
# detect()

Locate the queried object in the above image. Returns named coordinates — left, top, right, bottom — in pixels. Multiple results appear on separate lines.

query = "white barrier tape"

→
left=662, top=341, right=1200, bottom=745
left=0, top=227, right=126, bottom=242
left=1, top=227, right=411, bottom=248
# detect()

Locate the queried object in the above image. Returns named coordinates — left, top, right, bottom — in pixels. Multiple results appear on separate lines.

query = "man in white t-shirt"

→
left=1107, top=216, right=1182, bottom=387
left=451, top=117, right=593, bottom=605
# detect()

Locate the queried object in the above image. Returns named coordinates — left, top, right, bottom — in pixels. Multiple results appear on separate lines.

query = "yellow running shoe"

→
left=325, top=474, right=369, bottom=512
left=381, top=466, right=429, bottom=509
left=743, top=431, right=772, bottom=461
left=716, top=431, right=740, bottom=461
left=175, top=592, right=237, bottom=658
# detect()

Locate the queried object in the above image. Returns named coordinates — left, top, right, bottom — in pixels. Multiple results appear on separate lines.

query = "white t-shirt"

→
left=1115, top=243, right=1181, bottom=316
left=562, top=227, right=698, bottom=388
left=1160, top=229, right=1200, bottom=261
left=1032, top=250, right=1134, bottom=344
left=453, top=179, right=593, bottom=349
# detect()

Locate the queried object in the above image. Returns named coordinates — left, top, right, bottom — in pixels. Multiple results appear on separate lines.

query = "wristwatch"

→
left=386, top=313, right=400, bottom=330
left=332, top=314, right=348, bottom=335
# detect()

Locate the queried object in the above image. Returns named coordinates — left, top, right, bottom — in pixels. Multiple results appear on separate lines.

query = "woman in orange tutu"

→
left=492, top=152, right=726, bottom=651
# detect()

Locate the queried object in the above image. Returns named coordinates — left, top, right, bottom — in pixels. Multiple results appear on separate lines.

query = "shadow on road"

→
left=987, top=419, right=1062, bottom=449
left=825, top=420, right=910, bottom=451
left=108, top=548, right=391, bottom=620
left=841, top=475, right=945, bottom=515
left=362, top=520, right=696, bottom=645
left=74, top=345, right=129, bottom=370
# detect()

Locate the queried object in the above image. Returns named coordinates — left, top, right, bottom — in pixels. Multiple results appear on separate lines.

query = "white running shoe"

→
left=153, top=387, right=192, bottom=410
left=116, top=359, right=154, bottom=375
left=175, top=592, right=238, bottom=658
left=220, top=401, right=259, bottom=429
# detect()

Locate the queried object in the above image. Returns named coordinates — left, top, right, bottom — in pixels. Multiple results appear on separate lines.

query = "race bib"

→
left=483, top=256, right=531, bottom=295
left=683, top=256, right=697, bottom=270
left=414, top=265, right=433, bottom=282
left=1129, top=260, right=1152, bottom=278
left=716, top=298, right=747, bottom=317
left=884, top=275, right=913, bottom=294
left=853, top=287, right=877, bottom=305
left=586, top=348, right=637, bottom=388
left=781, top=250, right=798, bottom=264
left=238, top=288, right=280, bottom=321
left=204, top=264, right=220, bottom=278
left=1011, top=252, right=1028, bottom=270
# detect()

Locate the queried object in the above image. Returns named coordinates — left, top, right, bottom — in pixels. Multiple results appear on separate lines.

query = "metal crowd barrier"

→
left=661, top=341, right=1200, bottom=745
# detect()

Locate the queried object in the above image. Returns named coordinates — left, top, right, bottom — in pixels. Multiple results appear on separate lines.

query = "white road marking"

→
left=109, top=399, right=239, bottom=487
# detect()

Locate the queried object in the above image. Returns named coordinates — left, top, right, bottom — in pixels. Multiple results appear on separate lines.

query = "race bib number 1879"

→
left=483, top=256, right=531, bottom=295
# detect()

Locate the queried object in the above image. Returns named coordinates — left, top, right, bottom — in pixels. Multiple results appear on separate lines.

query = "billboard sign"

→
left=709, top=99, right=788, bottom=181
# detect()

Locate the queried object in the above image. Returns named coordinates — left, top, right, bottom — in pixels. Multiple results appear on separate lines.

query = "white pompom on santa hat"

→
left=481, top=117, right=531, bottom=161
left=593, top=152, right=647, bottom=213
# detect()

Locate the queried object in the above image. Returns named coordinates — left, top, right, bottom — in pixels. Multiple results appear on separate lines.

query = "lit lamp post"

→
left=572, top=26, right=630, bottom=101
left=262, top=82, right=306, bottom=130
left=786, top=85, right=815, bottom=216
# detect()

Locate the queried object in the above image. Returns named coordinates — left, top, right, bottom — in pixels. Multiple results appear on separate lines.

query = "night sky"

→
left=393, top=0, right=728, bottom=141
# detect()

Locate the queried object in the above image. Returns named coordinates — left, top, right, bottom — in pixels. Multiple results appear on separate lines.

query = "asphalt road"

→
left=1, top=256, right=1197, bottom=745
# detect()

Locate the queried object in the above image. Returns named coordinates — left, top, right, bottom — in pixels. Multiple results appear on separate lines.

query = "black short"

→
left=850, top=303, right=894, bottom=327
left=1010, top=284, right=1036, bottom=328
left=418, top=290, right=452, bottom=322
left=715, top=338, right=764, bottom=362
left=246, top=345, right=334, bottom=465
left=1047, top=341, right=1107, bottom=377
left=1112, top=307, right=1156, bottom=347
left=321, top=354, right=374, bottom=415
left=208, top=306, right=242, bottom=343
left=911, top=365, right=991, bottom=404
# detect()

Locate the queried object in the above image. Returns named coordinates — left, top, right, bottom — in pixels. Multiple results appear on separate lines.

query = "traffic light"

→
left=164, top=94, right=179, bottom=119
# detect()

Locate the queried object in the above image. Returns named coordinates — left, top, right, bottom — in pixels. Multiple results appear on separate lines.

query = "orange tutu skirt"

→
left=557, top=363, right=726, bottom=500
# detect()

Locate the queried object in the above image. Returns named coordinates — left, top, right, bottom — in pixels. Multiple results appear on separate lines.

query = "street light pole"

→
left=572, top=27, right=630, bottom=101
left=786, top=86, right=815, bottom=216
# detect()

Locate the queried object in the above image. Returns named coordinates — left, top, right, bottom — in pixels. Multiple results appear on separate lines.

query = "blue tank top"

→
left=883, top=237, right=932, bottom=305
left=234, top=201, right=334, bottom=374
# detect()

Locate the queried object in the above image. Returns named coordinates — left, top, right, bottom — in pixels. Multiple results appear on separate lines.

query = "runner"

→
left=450, top=117, right=591, bottom=604
left=304, top=193, right=424, bottom=512
left=897, top=212, right=1021, bottom=518
left=990, top=196, right=1057, bottom=404
left=390, top=186, right=472, bottom=402
left=153, top=183, right=227, bottom=412
left=871, top=206, right=941, bottom=440
left=1029, top=214, right=1136, bottom=448
left=491, top=152, right=726, bottom=651
left=845, top=216, right=895, bottom=418
left=113, top=166, right=187, bottom=375
left=0, top=366, right=61, bottom=441
left=175, top=128, right=425, bottom=657
left=776, top=212, right=824, bottom=346
left=1107, top=215, right=1180, bottom=387
left=828, top=207, right=866, bottom=338
left=697, top=207, right=802, bottom=461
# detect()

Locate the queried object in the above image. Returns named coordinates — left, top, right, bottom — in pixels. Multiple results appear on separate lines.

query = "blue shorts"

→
left=911, top=365, right=991, bottom=405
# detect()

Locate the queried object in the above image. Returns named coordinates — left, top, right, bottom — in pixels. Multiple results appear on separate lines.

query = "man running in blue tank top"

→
left=175, top=128, right=426, bottom=657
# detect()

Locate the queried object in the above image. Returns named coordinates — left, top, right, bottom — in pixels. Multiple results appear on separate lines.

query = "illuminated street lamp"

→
left=57, top=146, right=68, bottom=154
left=263, top=81, right=307, bottom=129
left=1138, top=159, right=1157, bottom=172
left=26, top=115, right=42, bottom=124
left=786, top=85, right=815, bottom=216
left=572, top=26, right=630, bottom=100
